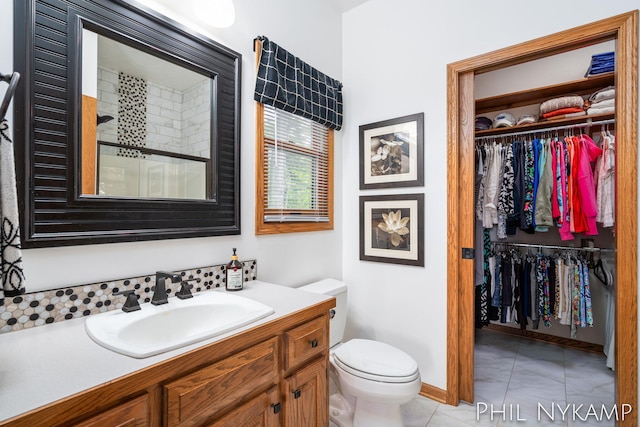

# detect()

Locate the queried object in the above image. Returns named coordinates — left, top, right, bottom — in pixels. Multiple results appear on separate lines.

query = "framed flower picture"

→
left=359, top=194, right=424, bottom=266
left=359, top=113, right=424, bottom=189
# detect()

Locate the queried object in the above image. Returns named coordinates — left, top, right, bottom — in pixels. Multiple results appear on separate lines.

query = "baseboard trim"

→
left=484, top=323, right=604, bottom=354
left=419, top=382, right=447, bottom=403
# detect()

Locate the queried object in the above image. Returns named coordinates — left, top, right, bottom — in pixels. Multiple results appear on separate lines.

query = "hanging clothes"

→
left=483, top=142, right=503, bottom=228
left=475, top=227, right=492, bottom=328
left=595, top=130, right=615, bottom=228
left=481, top=245, right=598, bottom=337
left=474, top=146, right=490, bottom=328
left=0, top=120, right=25, bottom=305
left=476, top=145, right=489, bottom=223
left=475, top=129, right=613, bottom=241
left=522, top=140, right=536, bottom=232
left=507, top=140, right=523, bottom=235
left=558, top=138, right=574, bottom=240
left=497, top=145, right=515, bottom=239
left=575, top=134, right=603, bottom=235
left=590, top=254, right=615, bottom=370
left=535, top=139, right=554, bottom=231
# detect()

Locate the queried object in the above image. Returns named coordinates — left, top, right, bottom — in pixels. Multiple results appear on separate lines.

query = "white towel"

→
left=587, top=106, right=615, bottom=115
left=0, top=120, right=25, bottom=305
left=589, top=98, right=615, bottom=109
left=589, top=86, right=615, bottom=103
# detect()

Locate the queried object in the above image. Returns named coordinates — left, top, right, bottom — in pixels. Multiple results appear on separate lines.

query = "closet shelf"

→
left=474, top=112, right=614, bottom=138
left=475, top=72, right=614, bottom=115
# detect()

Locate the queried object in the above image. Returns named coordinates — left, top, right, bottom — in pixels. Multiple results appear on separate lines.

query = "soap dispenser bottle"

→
left=225, top=248, right=243, bottom=291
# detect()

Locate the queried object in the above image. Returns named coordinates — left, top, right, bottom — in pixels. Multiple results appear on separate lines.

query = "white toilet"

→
left=299, top=279, right=421, bottom=427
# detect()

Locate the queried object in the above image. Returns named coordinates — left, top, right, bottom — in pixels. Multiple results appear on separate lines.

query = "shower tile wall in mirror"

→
left=0, top=261, right=257, bottom=334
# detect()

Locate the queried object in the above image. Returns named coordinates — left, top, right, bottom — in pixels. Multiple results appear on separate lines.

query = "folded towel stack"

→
left=584, top=51, right=615, bottom=77
left=586, top=86, right=615, bottom=115
left=538, top=94, right=585, bottom=120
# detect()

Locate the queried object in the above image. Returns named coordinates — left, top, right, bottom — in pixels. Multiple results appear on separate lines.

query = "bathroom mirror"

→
left=13, top=0, right=241, bottom=247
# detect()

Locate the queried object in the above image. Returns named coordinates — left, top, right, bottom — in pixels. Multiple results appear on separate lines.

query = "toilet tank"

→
left=298, top=279, right=347, bottom=348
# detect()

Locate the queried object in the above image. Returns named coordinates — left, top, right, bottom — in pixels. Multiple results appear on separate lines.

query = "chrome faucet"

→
left=152, top=271, right=182, bottom=305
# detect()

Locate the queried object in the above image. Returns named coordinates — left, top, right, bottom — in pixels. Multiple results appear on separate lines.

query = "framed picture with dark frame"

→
left=359, top=112, right=424, bottom=190
left=359, top=193, right=424, bottom=266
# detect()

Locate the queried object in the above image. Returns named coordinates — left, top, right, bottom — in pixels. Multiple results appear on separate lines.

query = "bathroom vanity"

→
left=0, top=281, right=333, bottom=426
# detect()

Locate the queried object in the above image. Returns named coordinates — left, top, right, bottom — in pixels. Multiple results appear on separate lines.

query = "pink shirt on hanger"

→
left=576, top=134, right=603, bottom=236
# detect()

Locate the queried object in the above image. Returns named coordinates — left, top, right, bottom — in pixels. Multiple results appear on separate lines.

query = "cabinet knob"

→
left=309, top=338, right=318, bottom=348
left=292, top=389, right=301, bottom=399
left=271, top=402, right=281, bottom=414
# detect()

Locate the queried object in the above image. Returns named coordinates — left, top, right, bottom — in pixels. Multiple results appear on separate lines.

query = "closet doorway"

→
left=446, top=10, right=638, bottom=426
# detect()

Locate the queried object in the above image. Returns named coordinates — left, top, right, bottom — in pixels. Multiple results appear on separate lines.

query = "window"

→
left=256, top=103, right=333, bottom=234
left=253, top=36, right=341, bottom=235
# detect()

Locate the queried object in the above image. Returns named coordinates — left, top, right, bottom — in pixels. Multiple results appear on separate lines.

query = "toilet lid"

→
left=333, top=339, right=420, bottom=383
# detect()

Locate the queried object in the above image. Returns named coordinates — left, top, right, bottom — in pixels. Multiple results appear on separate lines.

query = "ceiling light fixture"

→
left=192, top=0, right=236, bottom=28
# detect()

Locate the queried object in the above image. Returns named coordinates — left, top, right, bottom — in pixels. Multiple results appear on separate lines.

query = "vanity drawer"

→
left=164, top=337, right=279, bottom=427
left=72, top=393, right=148, bottom=427
left=284, top=315, right=328, bottom=371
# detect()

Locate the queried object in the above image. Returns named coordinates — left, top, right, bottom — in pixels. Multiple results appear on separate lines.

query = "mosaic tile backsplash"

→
left=0, top=260, right=257, bottom=334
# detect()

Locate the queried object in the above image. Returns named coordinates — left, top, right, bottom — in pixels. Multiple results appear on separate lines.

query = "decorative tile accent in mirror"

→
left=0, top=260, right=257, bottom=334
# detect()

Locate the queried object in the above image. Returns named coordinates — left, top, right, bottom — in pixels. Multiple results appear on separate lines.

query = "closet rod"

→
left=474, top=118, right=615, bottom=140
left=492, top=241, right=615, bottom=253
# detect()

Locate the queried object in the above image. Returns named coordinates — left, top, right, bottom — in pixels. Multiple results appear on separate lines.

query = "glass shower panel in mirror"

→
left=98, top=144, right=207, bottom=199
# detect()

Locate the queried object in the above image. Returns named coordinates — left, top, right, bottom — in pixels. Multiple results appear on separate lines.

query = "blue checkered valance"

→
left=254, top=36, right=343, bottom=131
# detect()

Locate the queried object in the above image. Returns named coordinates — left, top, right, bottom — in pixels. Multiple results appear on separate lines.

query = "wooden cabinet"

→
left=164, top=318, right=329, bottom=427
left=164, top=337, right=279, bottom=427
left=283, top=315, right=328, bottom=372
left=0, top=295, right=334, bottom=427
left=281, top=315, right=329, bottom=427
left=209, top=386, right=281, bottom=427
left=283, top=357, right=328, bottom=427
left=71, top=394, right=149, bottom=427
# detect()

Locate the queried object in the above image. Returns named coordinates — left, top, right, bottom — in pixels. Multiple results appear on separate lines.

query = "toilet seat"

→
left=332, top=339, right=420, bottom=383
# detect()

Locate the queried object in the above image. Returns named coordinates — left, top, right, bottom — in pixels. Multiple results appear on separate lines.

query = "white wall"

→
left=0, top=2, right=12, bottom=130
left=0, top=0, right=344, bottom=291
left=342, top=0, right=639, bottom=391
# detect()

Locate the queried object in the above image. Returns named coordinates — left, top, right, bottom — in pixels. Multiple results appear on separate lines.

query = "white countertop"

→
left=0, top=281, right=333, bottom=422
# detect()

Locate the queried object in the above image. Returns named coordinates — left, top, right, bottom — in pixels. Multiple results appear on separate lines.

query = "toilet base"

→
left=329, top=391, right=405, bottom=427
left=353, top=398, right=404, bottom=427
left=329, top=392, right=354, bottom=427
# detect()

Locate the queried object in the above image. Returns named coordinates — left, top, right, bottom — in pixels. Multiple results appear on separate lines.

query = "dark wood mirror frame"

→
left=13, top=0, right=241, bottom=248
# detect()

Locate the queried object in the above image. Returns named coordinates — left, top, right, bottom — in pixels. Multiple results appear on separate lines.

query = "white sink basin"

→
left=85, top=291, right=274, bottom=358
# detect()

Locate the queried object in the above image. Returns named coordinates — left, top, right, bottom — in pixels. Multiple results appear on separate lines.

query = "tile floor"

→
left=333, top=328, right=616, bottom=426
left=403, top=329, right=615, bottom=427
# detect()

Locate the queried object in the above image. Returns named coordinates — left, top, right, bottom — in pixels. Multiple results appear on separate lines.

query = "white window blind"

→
left=262, top=104, right=330, bottom=223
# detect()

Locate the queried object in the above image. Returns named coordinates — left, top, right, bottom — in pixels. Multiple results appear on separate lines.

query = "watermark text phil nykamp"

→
left=477, top=402, right=633, bottom=422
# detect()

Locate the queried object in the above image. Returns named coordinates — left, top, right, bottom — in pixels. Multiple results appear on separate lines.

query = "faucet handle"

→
left=176, top=279, right=197, bottom=300
left=114, top=289, right=141, bottom=313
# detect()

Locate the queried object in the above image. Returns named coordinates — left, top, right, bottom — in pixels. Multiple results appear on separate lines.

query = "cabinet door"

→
left=209, top=386, right=281, bottom=427
left=72, top=394, right=148, bottom=427
left=284, top=315, right=328, bottom=372
left=283, top=357, right=328, bottom=427
left=164, top=337, right=279, bottom=427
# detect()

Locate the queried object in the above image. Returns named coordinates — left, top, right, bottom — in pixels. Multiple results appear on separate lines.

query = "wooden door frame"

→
left=446, top=10, right=638, bottom=424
